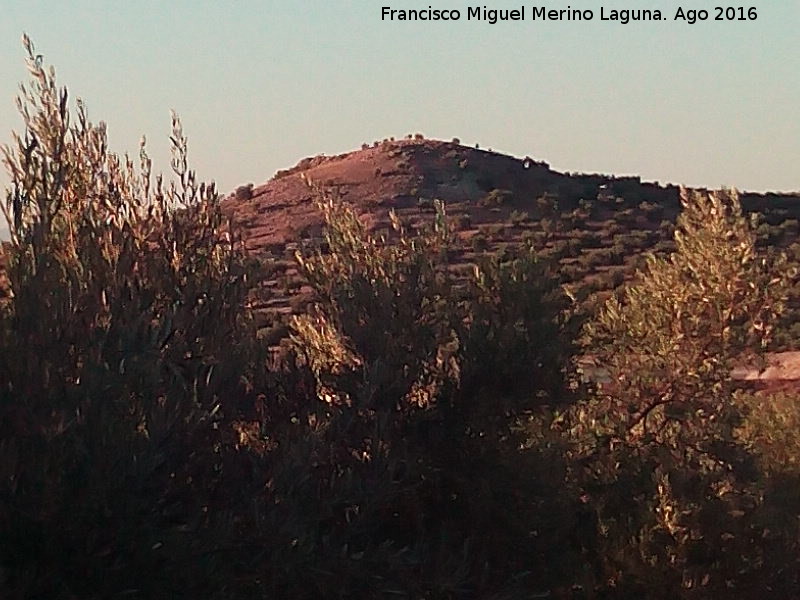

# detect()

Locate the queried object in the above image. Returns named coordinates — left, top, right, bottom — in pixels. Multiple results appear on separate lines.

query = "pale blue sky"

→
left=1, top=0, right=798, bottom=213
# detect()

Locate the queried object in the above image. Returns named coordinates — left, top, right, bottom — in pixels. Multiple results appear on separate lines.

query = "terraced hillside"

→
left=221, top=138, right=800, bottom=349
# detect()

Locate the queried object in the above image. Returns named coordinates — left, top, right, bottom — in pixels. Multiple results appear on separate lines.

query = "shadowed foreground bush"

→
left=0, top=39, right=579, bottom=599
left=0, top=36, right=270, bottom=598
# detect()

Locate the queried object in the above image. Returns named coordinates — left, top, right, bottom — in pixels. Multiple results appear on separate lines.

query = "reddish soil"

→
left=221, top=138, right=680, bottom=252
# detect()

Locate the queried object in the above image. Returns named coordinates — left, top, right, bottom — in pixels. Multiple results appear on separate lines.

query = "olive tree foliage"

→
left=291, top=193, right=457, bottom=408
left=566, top=188, right=799, bottom=597
left=583, top=188, right=790, bottom=445
left=287, top=188, right=581, bottom=596
left=291, top=187, right=576, bottom=420
left=1, top=35, right=255, bottom=394
left=0, top=36, right=262, bottom=598
left=0, top=38, right=584, bottom=598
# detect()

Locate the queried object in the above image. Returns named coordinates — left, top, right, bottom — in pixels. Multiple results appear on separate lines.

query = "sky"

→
left=0, top=0, right=798, bottom=240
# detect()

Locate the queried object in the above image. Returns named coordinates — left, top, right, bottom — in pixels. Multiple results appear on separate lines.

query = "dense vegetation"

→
left=1, top=39, right=799, bottom=599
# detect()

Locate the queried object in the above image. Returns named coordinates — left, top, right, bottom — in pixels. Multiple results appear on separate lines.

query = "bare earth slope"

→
left=223, top=138, right=681, bottom=250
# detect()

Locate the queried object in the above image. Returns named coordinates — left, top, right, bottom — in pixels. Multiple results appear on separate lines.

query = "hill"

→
left=2, top=136, right=798, bottom=357
left=220, top=137, right=800, bottom=350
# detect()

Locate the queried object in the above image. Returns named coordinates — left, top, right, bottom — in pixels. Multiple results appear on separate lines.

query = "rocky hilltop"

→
left=223, top=138, right=797, bottom=251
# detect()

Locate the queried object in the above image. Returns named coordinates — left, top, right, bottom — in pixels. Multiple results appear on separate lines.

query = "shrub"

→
left=417, top=196, right=435, bottom=210
left=639, top=200, right=663, bottom=217
left=453, top=213, right=471, bottom=230
left=539, top=217, right=555, bottom=233
left=480, top=223, right=505, bottom=238
left=289, top=193, right=580, bottom=595
left=235, top=182, right=254, bottom=200
left=536, top=193, right=559, bottom=216
left=607, top=268, right=625, bottom=288
left=736, top=390, right=800, bottom=474
left=550, top=239, right=570, bottom=259
left=509, top=209, right=529, bottom=226
left=479, top=188, right=513, bottom=207
left=566, top=188, right=798, bottom=596
left=0, top=36, right=268, bottom=598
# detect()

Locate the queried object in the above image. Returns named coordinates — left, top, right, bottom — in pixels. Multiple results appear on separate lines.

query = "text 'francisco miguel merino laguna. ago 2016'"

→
left=381, top=6, right=665, bottom=24
left=381, top=6, right=759, bottom=24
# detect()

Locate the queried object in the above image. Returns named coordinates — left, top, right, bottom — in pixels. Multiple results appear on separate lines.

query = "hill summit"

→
left=223, top=137, right=797, bottom=252
left=223, top=137, right=684, bottom=251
